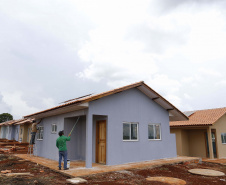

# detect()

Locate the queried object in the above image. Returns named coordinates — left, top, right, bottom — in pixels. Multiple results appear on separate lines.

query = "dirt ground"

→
left=1, top=154, right=226, bottom=185
left=0, top=154, right=72, bottom=185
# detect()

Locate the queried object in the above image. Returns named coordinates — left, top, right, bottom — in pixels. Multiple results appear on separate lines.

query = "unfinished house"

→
left=170, top=107, right=226, bottom=159
left=24, top=81, right=188, bottom=168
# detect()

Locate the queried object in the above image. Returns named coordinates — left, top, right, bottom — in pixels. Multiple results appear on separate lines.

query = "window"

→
left=221, top=133, right=226, bottom=144
left=20, top=128, right=23, bottom=135
left=37, top=126, right=44, bottom=140
left=51, top=124, right=57, bottom=133
left=123, top=122, right=138, bottom=141
left=148, top=124, right=161, bottom=140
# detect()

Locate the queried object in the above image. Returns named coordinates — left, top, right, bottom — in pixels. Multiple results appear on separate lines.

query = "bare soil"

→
left=80, top=161, right=226, bottom=185
left=1, top=154, right=226, bottom=185
left=0, top=154, right=71, bottom=185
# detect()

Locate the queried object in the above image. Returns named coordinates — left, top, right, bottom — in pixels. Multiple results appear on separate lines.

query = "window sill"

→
left=123, top=140, right=139, bottom=142
left=148, top=139, right=162, bottom=141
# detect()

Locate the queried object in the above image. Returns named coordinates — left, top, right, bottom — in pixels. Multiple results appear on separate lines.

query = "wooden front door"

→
left=96, top=120, right=106, bottom=164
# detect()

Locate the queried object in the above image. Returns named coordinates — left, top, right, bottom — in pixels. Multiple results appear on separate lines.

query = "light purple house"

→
left=24, top=81, right=188, bottom=168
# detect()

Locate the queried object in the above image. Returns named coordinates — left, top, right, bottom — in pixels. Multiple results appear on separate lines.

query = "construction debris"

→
left=5, top=172, right=34, bottom=176
left=66, top=178, right=87, bottom=184
left=0, top=139, right=31, bottom=154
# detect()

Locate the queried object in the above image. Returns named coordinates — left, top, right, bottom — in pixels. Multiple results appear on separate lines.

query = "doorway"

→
left=96, top=120, right=106, bottom=164
left=205, top=130, right=218, bottom=158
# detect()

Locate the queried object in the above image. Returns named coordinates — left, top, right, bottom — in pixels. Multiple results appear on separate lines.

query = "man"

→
left=30, top=119, right=42, bottom=145
left=56, top=130, right=71, bottom=170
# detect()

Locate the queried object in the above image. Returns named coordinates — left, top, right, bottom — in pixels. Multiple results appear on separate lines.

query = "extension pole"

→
left=69, top=117, right=80, bottom=136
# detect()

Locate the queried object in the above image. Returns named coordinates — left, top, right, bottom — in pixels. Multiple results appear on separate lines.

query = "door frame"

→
left=204, top=129, right=218, bottom=158
left=211, top=129, right=218, bottom=158
left=96, top=120, right=107, bottom=164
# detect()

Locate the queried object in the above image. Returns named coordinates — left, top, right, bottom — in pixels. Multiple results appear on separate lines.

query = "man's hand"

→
left=68, top=134, right=71, bottom=137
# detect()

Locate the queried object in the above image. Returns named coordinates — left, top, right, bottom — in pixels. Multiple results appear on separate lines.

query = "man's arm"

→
left=66, top=135, right=71, bottom=141
left=37, top=119, right=43, bottom=124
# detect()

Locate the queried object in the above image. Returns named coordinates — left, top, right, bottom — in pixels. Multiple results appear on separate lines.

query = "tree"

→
left=0, top=113, right=13, bottom=123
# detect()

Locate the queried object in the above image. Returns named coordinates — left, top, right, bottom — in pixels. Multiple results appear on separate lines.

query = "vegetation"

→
left=0, top=113, right=13, bottom=123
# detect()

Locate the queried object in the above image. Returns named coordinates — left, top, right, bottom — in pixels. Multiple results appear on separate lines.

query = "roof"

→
left=0, top=118, right=33, bottom=126
left=170, top=107, right=226, bottom=127
left=24, top=81, right=188, bottom=121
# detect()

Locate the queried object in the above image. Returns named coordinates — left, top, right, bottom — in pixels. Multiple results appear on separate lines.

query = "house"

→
left=170, top=107, right=226, bottom=159
left=15, top=119, right=33, bottom=143
left=0, top=120, right=16, bottom=140
left=0, top=119, right=32, bottom=142
left=24, top=81, right=188, bottom=168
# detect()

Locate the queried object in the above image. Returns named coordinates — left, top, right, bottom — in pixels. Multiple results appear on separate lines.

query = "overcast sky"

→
left=0, top=0, right=226, bottom=119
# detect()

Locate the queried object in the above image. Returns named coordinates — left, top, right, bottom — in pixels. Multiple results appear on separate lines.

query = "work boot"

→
left=58, top=167, right=61, bottom=170
left=64, top=168, right=69, bottom=170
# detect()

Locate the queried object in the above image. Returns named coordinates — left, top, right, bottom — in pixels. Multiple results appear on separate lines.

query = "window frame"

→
left=51, top=124, right=57, bottom=134
left=37, top=126, right=44, bottom=140
left=221, top=133, right=226, bottom=144
left=148, top=123, right=161, bottom=141
left=123, top=122, right=139, bottom=142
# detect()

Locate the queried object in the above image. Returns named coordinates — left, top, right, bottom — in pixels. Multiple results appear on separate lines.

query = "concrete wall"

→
left=171, top=128, right=207, bottom=158
left=211, top=114, right=226, bottom=158
left=89, top=88, right=177, bottom=165
left=188, top=129, right=206, bottom=158
left=34, top=110, right=87, bottom=161
left=170, top=128, right=189, bottom=156
left=64, top=116, right=86, bottom=161
left=14, top=125, right=20, bottom=141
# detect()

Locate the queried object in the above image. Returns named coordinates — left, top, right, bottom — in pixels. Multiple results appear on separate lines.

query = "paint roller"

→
left=68, top=117, right=80, bottom=136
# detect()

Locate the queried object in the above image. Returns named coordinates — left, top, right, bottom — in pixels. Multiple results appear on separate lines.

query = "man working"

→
left=30, top=119, right=42, bottom=145
left=56, top=130, right=71, bottom=170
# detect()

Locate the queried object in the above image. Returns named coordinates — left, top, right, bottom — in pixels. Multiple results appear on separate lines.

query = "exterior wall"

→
left=14, top=125, right=20, bottom=141
left=211, top=114, right=226, bottom=158
left=170, top=128, right=189, bottom=156
left=34, top=110, right=87, bottom=161
left=89, top=88, right=177, bottom=166
left=64, top=116, right=86, bottom=161
left=1, top=126, right=8, bottom=139
left=18, top=124, right=30, bottom=142
left=188, top=129, right=206, bottom=158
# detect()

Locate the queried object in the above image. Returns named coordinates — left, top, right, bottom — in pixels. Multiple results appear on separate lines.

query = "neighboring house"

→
left=170, top=107, right=226, bottom=159
left=24, top=81, right=188, bottom=168
left=0, top=119, right=26, bottom=141
left=15, top=119, right=33, bottom=143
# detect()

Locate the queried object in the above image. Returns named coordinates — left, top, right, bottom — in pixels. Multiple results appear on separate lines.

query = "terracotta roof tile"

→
left=170, top=107, right=226, bottom=127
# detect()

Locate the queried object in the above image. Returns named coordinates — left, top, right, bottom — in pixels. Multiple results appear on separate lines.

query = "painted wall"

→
left=170, top=128, right=189, bottom=156
left=211, top=114, right=226, bottom=158
left=89, top=88, right=177, bottom=165
left=171, top=128, right=207, bottom=158
left=64, top=116, right=86, bottom=161
left=34, top=110, right=87, bottom=161
left=14, top=125, right=20, bottom=141
left=187, top=129, right=206, bottom=158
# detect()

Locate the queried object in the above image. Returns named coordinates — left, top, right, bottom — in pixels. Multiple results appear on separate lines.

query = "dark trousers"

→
left=30, top=132, right=36, bottom=145
left=59, top=150, right=68, bottom=169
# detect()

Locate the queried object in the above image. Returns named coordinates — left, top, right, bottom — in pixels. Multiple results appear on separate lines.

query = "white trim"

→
left=37, top=126, right=44, bottom=140
left=123, top=122, right=139, bottom=141
left=51, top=124, right=57, bottom=134
left=148, top=123, right=161, bottom=140
left=221, top=133, right=226, bottom=144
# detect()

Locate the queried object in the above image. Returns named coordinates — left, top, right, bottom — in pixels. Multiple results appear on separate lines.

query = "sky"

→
left=0, top=0, right=226, bottom=119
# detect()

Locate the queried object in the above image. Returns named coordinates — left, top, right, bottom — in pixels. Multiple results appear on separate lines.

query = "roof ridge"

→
left=183, top=107, right=226, bottom=113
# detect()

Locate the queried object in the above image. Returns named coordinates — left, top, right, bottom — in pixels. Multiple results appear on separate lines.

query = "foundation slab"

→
left=188, top=169, right=225, bottom=176
left=146, top=176, right=186, bottom=185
